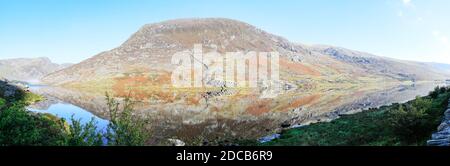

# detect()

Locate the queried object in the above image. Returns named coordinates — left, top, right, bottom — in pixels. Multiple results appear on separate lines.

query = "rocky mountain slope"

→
left=309, top=45, right=449, bottom=81
left=43, top=18, right=309, bottom=85
left=0, top=57, right=72, bottom=83
left=42, top=18, right=450, bottom=86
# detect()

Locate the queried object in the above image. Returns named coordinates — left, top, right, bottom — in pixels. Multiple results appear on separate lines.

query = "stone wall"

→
left=427, top=99, right=450, bottom=146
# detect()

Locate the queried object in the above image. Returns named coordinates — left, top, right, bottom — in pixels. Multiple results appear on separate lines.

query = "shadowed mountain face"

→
left=0, top=57, right=72, bottom=83
left=42, top=18, right=449, bottom=86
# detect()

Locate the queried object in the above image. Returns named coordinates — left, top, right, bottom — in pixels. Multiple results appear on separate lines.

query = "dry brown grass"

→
left=280, top=58, right=321, bottom=76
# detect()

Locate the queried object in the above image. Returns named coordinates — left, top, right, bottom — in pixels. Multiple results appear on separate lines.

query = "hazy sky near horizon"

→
left=1, top=0, right=450, bottom=64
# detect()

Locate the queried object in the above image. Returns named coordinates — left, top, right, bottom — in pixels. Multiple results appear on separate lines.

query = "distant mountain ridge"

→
left=309, top=45, right=450, bottom=81
left=41, top=18, right=449, bottom=86
left=0, top=57, right=72, bottom=83
left=427, top=62, right=450, bottom=74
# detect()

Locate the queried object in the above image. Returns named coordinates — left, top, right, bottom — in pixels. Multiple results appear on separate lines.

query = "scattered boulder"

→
left=167, top=138, right=185, bottom=146
left=258, top=134, right=281, bottom=143
left=445, top=109, right=450, bottom=120
left=0, top=79, right=21, bottom=98
left=437, top=122, right=449, bottom=131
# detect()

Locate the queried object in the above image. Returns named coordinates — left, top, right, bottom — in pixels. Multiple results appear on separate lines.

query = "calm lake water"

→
left=28, top=103, right=109, bottom=131
left=26, top=81, right=449, bottom=144
left=27, top=85, right=109, bottom=132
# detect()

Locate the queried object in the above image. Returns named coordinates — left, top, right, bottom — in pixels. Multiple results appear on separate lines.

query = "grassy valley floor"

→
left=261, top=87, right=450, bottom=146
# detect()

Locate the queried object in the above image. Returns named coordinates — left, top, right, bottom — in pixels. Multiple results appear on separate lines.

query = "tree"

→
left=105, top=92, right=150, bottom=146
left=388, top=96, right=432, bottom=144
left=66, top=116, right=104, bottom=146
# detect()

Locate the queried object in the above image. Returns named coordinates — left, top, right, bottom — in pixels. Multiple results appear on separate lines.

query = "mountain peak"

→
left=141, top=18, right=254, bottom=30
left=42, top=18, right=450, bottom=85
left=117, top=17, right=304, bottom=58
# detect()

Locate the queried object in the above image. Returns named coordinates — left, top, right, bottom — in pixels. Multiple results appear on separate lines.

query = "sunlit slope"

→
left=42, top=18, right=449, bottom=99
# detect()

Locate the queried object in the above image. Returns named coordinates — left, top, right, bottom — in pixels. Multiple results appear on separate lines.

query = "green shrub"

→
left=0, top=97, right=5, bottom=108
left=66, top=116, right=104, bottom=146
left=52, top=93, right=151, bottom=146
left=0, top=102, right=67, bottom=146
left=23, top=92, right=44, bottom=104
left=105, top=93, right=150, bottom=146
left=387, top=96, right=441, bottom=144
left=429, top=86, right=450, bottom=99
left=55, top=93, right=150, bottom=146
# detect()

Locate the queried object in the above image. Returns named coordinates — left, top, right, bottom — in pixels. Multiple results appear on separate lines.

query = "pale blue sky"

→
left=1, top=0, right=450, bottom=64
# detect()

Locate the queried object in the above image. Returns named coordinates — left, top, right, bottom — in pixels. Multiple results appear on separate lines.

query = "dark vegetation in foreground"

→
left=0, top=80, right=148, bottom=146
left=261, top=86, right=450, bottom=146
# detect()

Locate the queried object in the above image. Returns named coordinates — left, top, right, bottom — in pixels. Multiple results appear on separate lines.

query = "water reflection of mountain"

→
left=306, top=82, right=447, bottom=125
left=30, top=86, right=110, bottom=118
left=28, top=94, right=61, bottom=110
left=29, top=86, right=288, bottom=142
left=333, top=83, right=443, bottom=115
left=29, top=82, right=444, bottom=144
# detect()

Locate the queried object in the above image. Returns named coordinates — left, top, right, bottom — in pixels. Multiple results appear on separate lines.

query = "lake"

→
left=27, top=85, right=110, bottom=132
left=27, top=81, right=448, bottom=144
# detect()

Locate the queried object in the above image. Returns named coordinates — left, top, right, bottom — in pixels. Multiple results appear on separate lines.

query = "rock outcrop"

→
left=427, top=100, right=450, bottom=146
left=0, top=78, right=24, bottom=98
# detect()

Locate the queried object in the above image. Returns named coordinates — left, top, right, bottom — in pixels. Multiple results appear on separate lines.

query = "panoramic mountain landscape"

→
left=4, top=1, right=450, bottom=164
left=4, top=1, right=450, bottom=165
left=2, top=18, right=450, bottom=145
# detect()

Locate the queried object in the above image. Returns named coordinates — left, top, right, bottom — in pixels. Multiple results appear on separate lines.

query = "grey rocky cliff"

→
left=427, top=99, right=450, bottom=146
left=0, top=78, right=27, bottom=98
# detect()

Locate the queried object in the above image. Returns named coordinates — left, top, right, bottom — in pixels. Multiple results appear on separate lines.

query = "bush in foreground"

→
left=0, top=88, right=150, bottom=146
left=0, top=102, right=67, bottom=146
left=387, top=97, right=434, bottom=143
left=60, top=93, right=150, bottom=146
